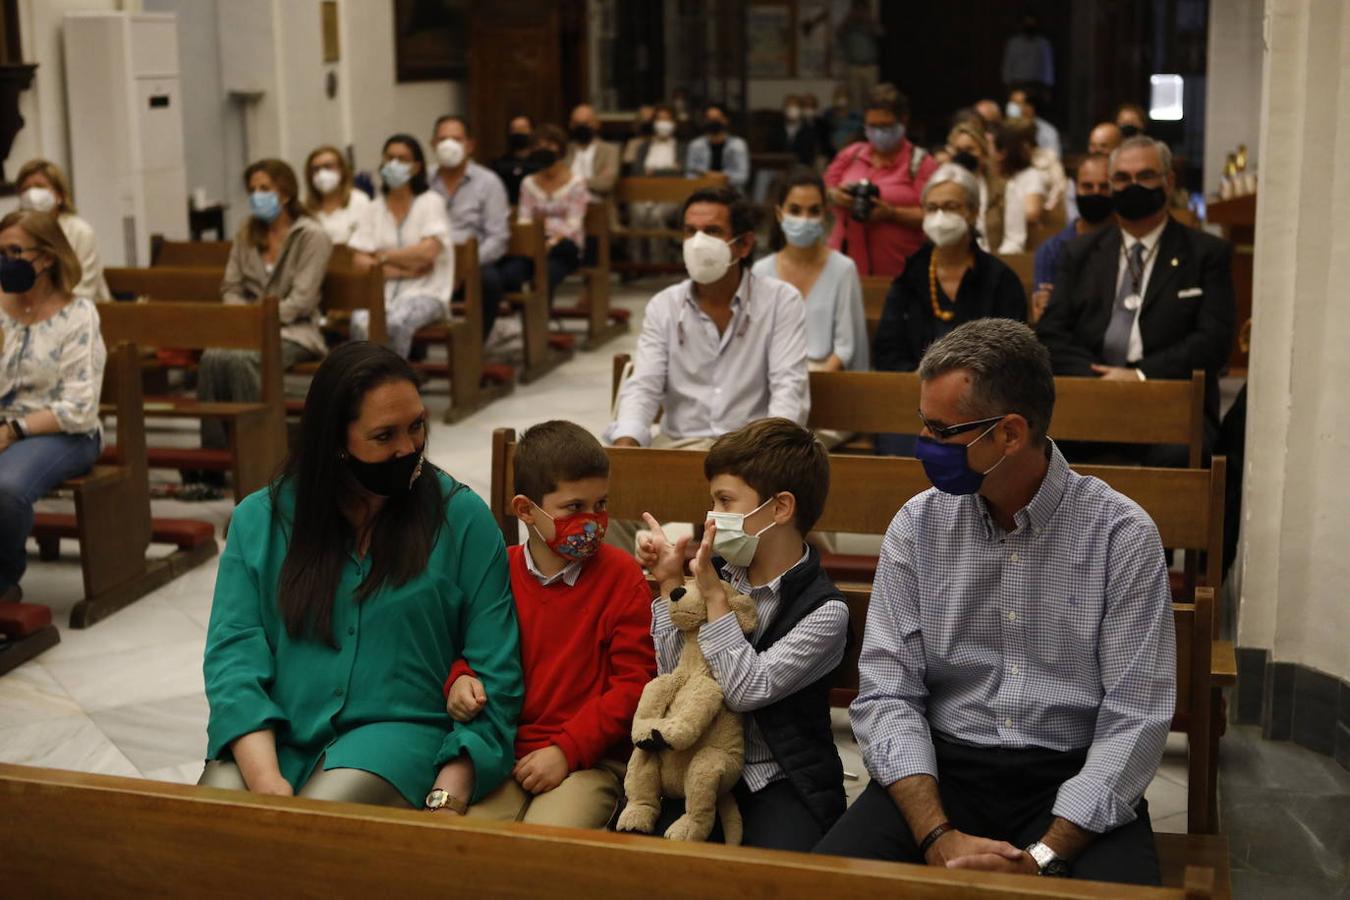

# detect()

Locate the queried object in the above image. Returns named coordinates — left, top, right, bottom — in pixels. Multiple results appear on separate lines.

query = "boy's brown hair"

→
left=514, top=420, right=610, bottom=505
left=704, top=418, right=829, bottom=533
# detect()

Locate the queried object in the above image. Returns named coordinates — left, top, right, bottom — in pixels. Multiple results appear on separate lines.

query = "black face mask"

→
left=346, top=447, right=424, bottom=497
left=529, top=149, right=558, bottom=167
left=638, top=121, right=655, bottom=137
left=0, top=256, right=38, bottom=293
left=1119, top=123, right=1143, bottom=139
left=507, top=132, right=531, bottom=152
left=951, top=150, right=980, bottom=174
left=1112, top=183, right=1167, bottom=221
left=1076, top=193, right=1115, bottom=224
left=569, top=124, right=594, bottom=144
left=704, top=120, right=727, bottom=135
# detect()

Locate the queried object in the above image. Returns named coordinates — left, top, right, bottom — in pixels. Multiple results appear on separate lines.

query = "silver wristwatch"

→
left=1026, top=841, right=1070, bottom=876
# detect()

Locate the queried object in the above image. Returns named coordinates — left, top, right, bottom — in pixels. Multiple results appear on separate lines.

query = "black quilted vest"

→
left=744, top=545, right=848, bottom=830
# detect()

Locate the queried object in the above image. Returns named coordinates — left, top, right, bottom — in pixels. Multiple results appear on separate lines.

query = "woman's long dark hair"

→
left=382, top=133, right=429, bottom=195
left=768, top=166, right=830, bottom=252
left=272, top=342, right=445, bottom=645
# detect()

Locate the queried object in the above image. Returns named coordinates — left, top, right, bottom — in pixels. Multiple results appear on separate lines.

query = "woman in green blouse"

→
left=200, top=342, right=521, bottom=813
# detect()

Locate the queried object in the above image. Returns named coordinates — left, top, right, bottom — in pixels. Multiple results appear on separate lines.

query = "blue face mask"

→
left=380, top=159, right=414, bottom=189
left=866, top=124, right=905, bottom=153
left=780, top=215, right=824, bottom=247
left=249, top=190, right=281, bottom=223
left=914, top=420, right=1006, bottom=495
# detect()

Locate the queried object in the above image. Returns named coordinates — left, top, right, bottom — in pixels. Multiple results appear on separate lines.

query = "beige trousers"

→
left=198, top=757, right=413, bottom=809
left=466, top=757, right=628, bottom=829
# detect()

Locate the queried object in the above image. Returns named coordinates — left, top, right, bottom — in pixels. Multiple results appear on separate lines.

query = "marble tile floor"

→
left=0, top=277, right=1334, bottom=899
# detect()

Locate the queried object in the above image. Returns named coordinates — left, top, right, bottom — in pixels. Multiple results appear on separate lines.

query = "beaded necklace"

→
left=928, top=249, right=972, bottom=322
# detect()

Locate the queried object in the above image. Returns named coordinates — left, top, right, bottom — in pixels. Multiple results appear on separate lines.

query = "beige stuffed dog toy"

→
left=616, top=579, right=757, bottom=844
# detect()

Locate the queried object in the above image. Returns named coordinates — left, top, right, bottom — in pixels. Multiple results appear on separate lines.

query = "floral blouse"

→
left=0, top=298, right=107, bottom=436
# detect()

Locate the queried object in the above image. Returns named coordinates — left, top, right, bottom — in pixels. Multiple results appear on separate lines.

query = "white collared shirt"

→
left=1117, top=218, right=1167, bottom=363
left=570, top=141, right=597, bottom=181
left=604, top=270, right=810, bottom=445
left=521, top=539, right=584, bottom=587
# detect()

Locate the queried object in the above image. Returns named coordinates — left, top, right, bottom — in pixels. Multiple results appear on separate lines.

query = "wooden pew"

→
left=0, top=764, right=1226, bottom=898
left=505, top=218, right=575, bottom=383
left=414, top=239, right=515, bottom=423
left=613, top=173, right=730, bottom=275
left=150, top=236, right=231, bottom=267
left=27, top=342, right=217, bottom=628
left=491, top=430, right=1227, bottom=836
left=611, top=355, right=1207, bottom=470
left=860, top=275, right=889, bottom=344
left=552, top=202, right=630, bottom=350
left=996, top=251, right=1037, bottom=317
left=106, top=266, right=222, bottom=302
left=98, top=299, right=287, bottom=504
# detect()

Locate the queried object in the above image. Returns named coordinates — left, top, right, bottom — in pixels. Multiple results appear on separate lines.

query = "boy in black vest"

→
left=635, top=417, right=849, bottom=850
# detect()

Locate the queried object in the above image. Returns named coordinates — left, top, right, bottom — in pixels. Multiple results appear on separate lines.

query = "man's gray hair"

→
left=920, top=162, right=981, bottom=212
left=1109, top=135, right=1172, bottom=176
left=917, top=318, right=1055, bottom=443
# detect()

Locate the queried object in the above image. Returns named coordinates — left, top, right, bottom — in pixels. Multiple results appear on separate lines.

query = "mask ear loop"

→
left=973, top=418, right=1010, bottom=477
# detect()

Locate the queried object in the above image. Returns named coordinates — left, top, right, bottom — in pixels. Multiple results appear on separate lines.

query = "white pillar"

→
left=1238, top=0, right=1350, bottom=684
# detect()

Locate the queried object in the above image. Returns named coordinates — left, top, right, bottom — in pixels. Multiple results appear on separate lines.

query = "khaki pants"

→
left=605, top=434, right=719, bottom=554
left=198, top=757, right=412, bottom=809
left=467, top=757, right=627, bottom=829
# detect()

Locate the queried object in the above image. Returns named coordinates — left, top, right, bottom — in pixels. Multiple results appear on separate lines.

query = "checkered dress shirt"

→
left=652, top=549, right=848, bottom=791
left=850, top=442, right=1176, bottom=833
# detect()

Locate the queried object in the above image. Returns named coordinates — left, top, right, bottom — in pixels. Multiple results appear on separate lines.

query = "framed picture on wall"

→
left=394, top=0, right=469, bottom=82
left=797, top=0, right=832, bottom=78
left=747, top=3, right=793, bottom=78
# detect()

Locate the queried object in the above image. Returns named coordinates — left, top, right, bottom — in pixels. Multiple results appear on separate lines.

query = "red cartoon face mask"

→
left=533, top=506, right=608, bottom=562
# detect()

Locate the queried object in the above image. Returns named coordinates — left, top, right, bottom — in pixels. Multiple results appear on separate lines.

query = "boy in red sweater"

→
left=451, top=420, right=656, bottom=828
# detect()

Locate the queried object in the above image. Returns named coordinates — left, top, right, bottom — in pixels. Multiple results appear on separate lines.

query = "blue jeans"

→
left=0, top=431, right=101, bottom=591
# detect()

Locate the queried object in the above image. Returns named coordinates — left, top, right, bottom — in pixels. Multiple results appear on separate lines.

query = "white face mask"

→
left=20, top=187, right=57, bottom=213
left=923, top=209, right=970, bottom=248
left=654, top=119, right=676, bottom=138
left=435, top=138, right=466, bottom=169
left=784, top=105, right=802, bottom=122
left=311, top=168, right=341, bottom=195
left=1005, top=101, right=1023, bottom=120
left=708, top=496, right=776, bottom=567
left=683, top=230, right=737, bottom=284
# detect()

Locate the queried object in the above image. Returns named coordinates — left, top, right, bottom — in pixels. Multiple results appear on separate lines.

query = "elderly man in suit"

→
left=1035, top=135, right=1234, bottom=458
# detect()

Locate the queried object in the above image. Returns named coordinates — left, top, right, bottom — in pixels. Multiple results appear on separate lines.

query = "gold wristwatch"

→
left=424, top=787, right=467, bottom=815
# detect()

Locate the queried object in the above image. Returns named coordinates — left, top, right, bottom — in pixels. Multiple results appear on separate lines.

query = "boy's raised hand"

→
left=638, top=512, right=690, bottom=593
left=691, top=521, right=729, bottom=617
left=446, top=675, right=487, bottom=722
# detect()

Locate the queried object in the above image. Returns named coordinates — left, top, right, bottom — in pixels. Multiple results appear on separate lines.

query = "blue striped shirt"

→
left=850, top=443, right=1175, bottom=833
left=652, top=549, right=848, bottom=791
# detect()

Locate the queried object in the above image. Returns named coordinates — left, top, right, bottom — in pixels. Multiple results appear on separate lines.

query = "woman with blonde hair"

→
left=0, top=209, right=106, bottom=602
left=303, top=145, right=370, bottom=245
left=15, top=159, right=110, bottom=301
left=945, top=121, right=995, bottom=251
left=186, top=158, right=332, bottom=499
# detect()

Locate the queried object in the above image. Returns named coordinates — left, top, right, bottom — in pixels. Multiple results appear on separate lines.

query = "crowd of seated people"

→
left=5, top=75, right=1238, bottom=890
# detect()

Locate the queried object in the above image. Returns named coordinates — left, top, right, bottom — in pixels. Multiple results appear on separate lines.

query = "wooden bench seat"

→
left=26, top=342, right=218, bottom=628
left=504, top=219, right=574, bottom=383
left=97, top=299, right=287, bottom=504
left=550, top=202, right=629, bottom=350
left=0, top=763, right=1226, bottom=898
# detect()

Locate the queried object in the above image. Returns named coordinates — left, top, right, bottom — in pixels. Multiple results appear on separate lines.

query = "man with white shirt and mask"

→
left=429, top=114, right=512, bottom=342
left=607, top=186, right=809, bottom=451
left=605, top=187, right=809, bottom=550
left=1035, top=136, right=1234, bottom=462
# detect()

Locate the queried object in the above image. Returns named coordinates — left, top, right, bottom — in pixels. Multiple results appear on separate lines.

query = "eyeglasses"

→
left=1110, top=170, right=1164, bottom=189
left=916, top=411, right=1006, bottom=441
left=922, top=201, right=968, bottom=215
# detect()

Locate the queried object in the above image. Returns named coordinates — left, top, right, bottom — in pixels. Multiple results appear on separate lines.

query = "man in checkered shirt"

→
left=816, top=319, right=1175, bottom=885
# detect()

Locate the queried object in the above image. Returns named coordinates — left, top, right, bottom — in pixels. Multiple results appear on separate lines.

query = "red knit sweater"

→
left=445, top=543, right=656, bottom=770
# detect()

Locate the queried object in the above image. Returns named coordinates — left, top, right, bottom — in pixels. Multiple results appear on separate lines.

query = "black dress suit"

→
left=768, top=122, right=820, bottom=167
left=1035, top=217, right=1235, bottom=432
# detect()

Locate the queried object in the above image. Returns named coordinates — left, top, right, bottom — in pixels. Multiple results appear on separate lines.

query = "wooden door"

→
left=470, top=4, right=563, bottom=162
